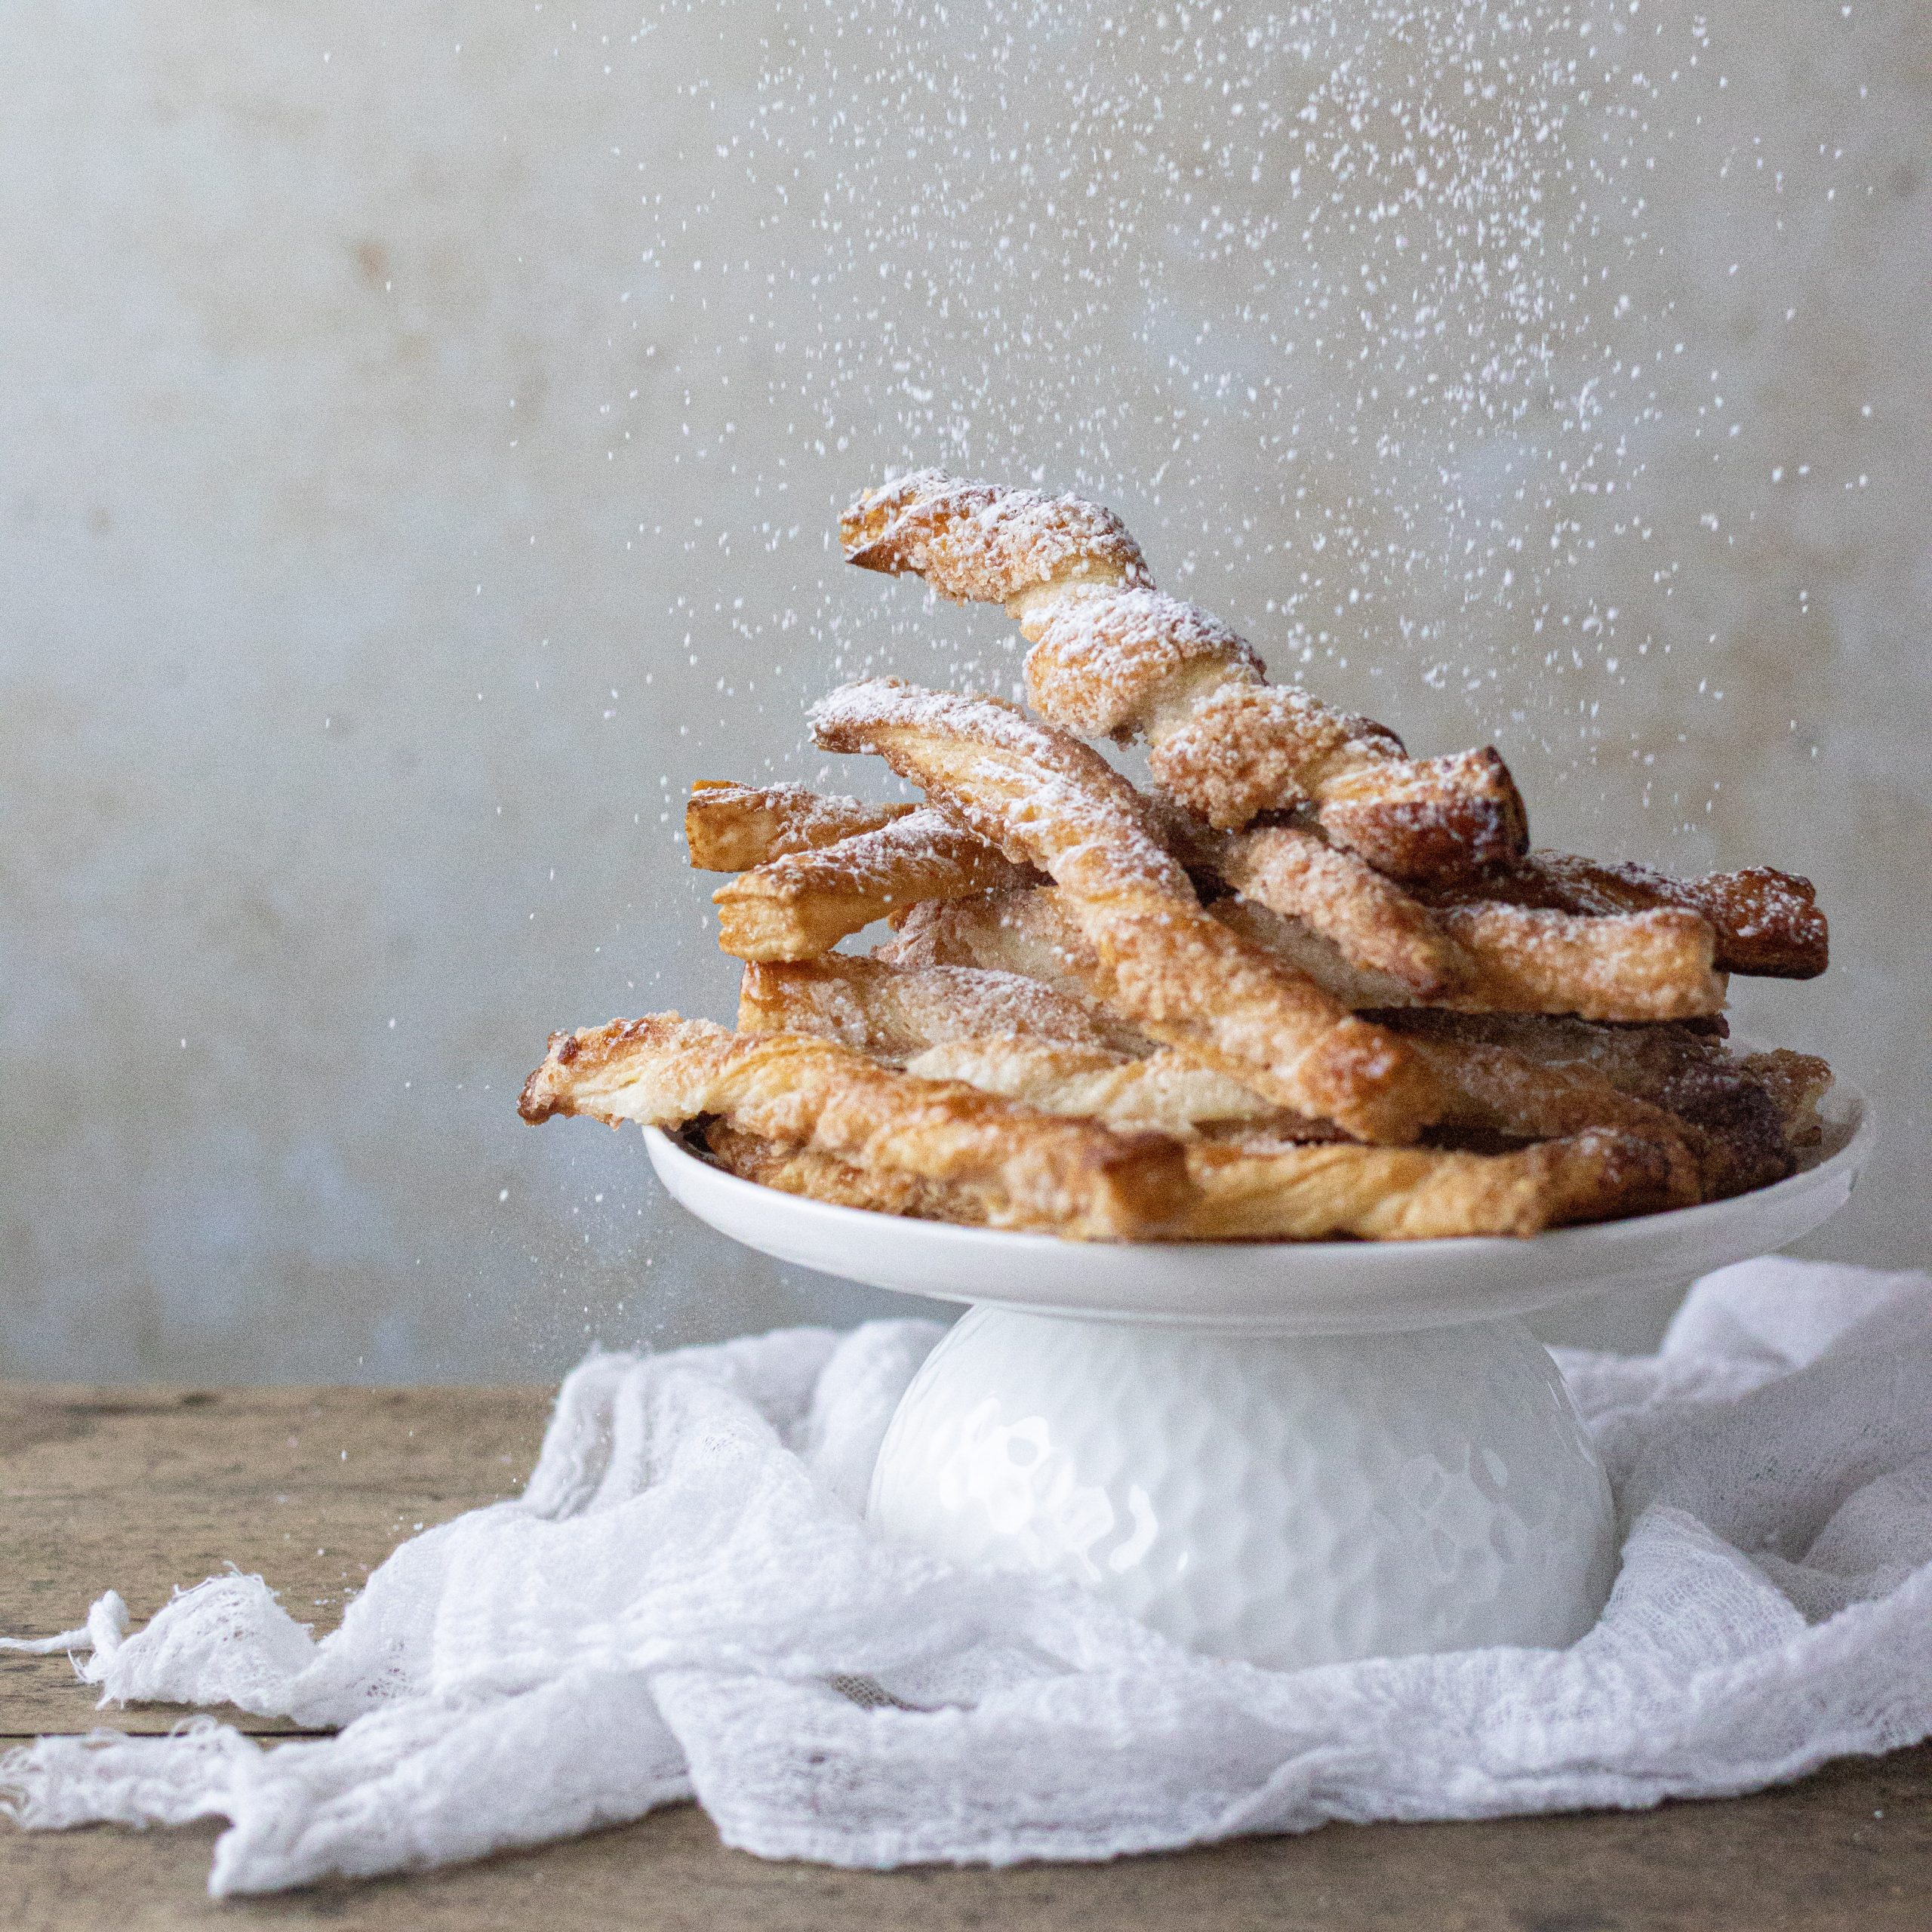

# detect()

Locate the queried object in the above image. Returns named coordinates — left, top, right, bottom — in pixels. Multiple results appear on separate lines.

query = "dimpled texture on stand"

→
left=868, top=1306, right=1617, bottom=1670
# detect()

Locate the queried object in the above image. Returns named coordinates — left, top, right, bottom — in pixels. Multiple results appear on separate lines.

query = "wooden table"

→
left=2, top=1384, right=1926, bottom=1930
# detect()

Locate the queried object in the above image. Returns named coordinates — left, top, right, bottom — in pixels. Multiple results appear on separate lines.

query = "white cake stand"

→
left=645, top=1083, right=1871, bottom=1672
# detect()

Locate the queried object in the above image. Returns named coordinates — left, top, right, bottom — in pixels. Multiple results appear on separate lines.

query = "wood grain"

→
left=0, top=1385, right=546, bottom=1737
left=1, top=1382, right=1925, bottom=1931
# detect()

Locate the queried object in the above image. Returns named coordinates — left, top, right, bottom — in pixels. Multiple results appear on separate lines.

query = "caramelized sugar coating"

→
left=1381, top=1011, right=1826, bottom=1201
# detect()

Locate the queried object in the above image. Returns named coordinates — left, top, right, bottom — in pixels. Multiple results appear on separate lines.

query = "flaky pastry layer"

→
left=904, top=1036, right=1297, bottom=1137
left=712, top=808, right=1035, bottom=961
left=685, top=780, right=914, bottom=872
left=737, top=955, right=1150, bottom=1060
left=519, top=1014, right=1190, bottom=1239
left=701, top=1119, right=1677, bottom=1241
left=700, top=1120, right=988, bottom=1225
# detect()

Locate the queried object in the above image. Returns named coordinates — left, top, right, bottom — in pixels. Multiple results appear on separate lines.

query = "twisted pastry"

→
left=1415, top=852, right=1829, bottom=980
left=685, top=780, right=915, bottom=872
left=737, top=955, right=1150, bottom=1060
left=1157, top=809, right=1462, bottom=994
left=885, top=882, right=1703, bottom=1202
left=701, top=1118, right=1678, bottom=1241
left=700, top=779, right=1723, bottom=1020
left=712, top=808, right=1035, bottom=961
left=519, top=1014, right=1189, bottom=1239
left=841, top=469, right=1528, bottom=875
left=811, top=677, right=1447, bottom=1144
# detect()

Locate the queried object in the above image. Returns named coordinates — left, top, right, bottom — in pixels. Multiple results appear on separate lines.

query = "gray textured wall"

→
left=3, top=0, right=1925, bottom=1382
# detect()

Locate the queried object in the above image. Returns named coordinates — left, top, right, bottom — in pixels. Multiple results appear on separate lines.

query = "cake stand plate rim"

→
left=643, top=1078, right=1871, bottom=1335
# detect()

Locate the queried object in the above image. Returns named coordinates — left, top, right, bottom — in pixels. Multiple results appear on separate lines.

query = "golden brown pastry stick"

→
left=1428, top=903, right=1725, bottom=1022
left=1214, top=891, right=1728, bottom=1023
left=519, top=1014, right=1190, bottom=1239
left=1377, top=1011, right=1827, bottom=1199
left=715, top=777, right=1723, bottom=1020
left=1180, top=1130, right=1679, bottom=1238
left=1155, top=802, right=1725, bottom=1018
left=1215, top=887, right=1719, bottom=1023
left=737, top=955, right=1151, bottom=1060
left=700, top=1120, right=991, bottom=1224
left=685, top=780, right=916, bottom=872
left=1184, top=817, right=1463, bottom=995
left=811, top=677, right=1446, bottom=1144
left=889, top=876, right=1724, bottom=1028
left=1736, top=1049, right=1834, bottom=1148
left=1420, top=851, right=1829, bottom=980
left=702, top=1119, right=1677, bottom=1241
left=905, top=1037, right=1301, bottom=1137
left=712, top=809, right=1038, bottom=961
left=839, top=470, right=1527, bottom=873
left=736, top=951, right=1324, bottom=1140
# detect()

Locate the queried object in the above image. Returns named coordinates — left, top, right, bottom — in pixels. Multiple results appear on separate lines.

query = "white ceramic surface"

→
left=644, top=1080, right=1870, bottom=1336
left=868, top=1306, right=1617, bottom=1669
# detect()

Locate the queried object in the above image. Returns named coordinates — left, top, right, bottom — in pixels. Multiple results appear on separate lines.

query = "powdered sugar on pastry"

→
left=685, top=780, right=915, bottom=872
left=737, top=955, right=1151, bottom=1060
left=906, top=1037, right=1287, bottom=1135
left=1420, top=851, right=1829, bottom=981
left=712, top=807, right=1036, bottom=961
left=838, top=469, right=1527, bottom=874
left=1023, top=589, right=1263, bottom=738
left=841, top=469, right=1152, bottom=605
left=810, top=678, right=1195, bottom=896
left=812, top=677, right=1447, bottom=1143
left=518, top=1013, right=1190, bottom=1240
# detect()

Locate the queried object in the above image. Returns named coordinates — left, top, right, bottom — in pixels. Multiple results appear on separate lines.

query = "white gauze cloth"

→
left=5, top=1256, right=1932, bottom=1896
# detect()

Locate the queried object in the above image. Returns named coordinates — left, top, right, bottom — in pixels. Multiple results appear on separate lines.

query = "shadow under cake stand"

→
left=646, top=1084, right=1871, bottom=1672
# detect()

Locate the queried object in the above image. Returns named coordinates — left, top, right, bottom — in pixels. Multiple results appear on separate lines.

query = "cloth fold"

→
left=5, top=1259, right=1930, bottom=1895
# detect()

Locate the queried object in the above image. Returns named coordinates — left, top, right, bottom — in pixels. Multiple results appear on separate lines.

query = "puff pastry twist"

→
left=811, top=676, right=1447, bottom=1144
left=841, top=469, right=1528, bottom=875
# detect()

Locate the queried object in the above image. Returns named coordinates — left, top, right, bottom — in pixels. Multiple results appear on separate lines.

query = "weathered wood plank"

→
left=2, top=1751, right=1929, bottom=1932
left=0, top=1386, right=547, bottom=1737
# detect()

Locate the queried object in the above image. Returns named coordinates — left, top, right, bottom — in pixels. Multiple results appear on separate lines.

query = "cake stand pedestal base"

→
left=868, top=1306, right=1618, bottom=1672
left=648, top=1089, right=1868, bottom=1672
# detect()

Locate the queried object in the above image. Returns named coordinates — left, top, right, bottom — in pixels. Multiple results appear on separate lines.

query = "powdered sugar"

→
left=776, top=808, right=1026, bottom=894
left=1025, top=588, right=1263, bottom=737
left=841, top=470, right=1153, bottom=605
left=810, top=678, right=1191, bottom=896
